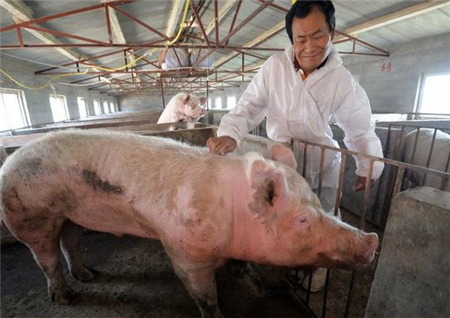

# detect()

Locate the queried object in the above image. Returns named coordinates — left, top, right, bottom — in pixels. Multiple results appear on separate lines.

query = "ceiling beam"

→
left=335, top=0, right=450, bottom=41
left=166, top=0, right=185, bottom=39
left=0, top=0, right=135, bottom=93
left=103, top=0, right=127, bottom=44
left=0, top=0, right=80, bottom=61
left=0, top=0, right=32, bottom=18
left=102, top=0, right=140, bottom=84
left=214, top=19, right=284, bottom=68
left=205, top=0, right=238, bottom=36
left=178, top=4, right=280, bottom=87
left=217, top=59, right=263, bottom=82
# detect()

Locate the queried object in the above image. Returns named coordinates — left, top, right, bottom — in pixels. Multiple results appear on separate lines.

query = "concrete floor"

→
left=1, top=231, right=312, bottom=318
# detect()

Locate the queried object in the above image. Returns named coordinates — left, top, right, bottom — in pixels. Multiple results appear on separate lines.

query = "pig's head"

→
left=242, top=153, right=378, bottom=269
left=181, top=93, right=206, bottom=120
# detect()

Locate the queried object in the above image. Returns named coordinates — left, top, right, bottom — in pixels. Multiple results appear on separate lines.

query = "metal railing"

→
left=285, top=137, right=449, bottom=318
left=371, top=111, right=450, bottom=121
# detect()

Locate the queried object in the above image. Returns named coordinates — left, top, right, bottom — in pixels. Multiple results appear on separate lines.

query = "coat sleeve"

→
left=216, top=59, right=270, bottom=144
left=333, top=77, right=385, bottom=180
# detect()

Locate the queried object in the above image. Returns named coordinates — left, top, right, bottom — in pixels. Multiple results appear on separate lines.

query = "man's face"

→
left=291, top=7, right=334, bottom=76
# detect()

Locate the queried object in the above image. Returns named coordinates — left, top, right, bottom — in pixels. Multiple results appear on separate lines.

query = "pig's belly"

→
left=67, top=198, right=159, bottom=239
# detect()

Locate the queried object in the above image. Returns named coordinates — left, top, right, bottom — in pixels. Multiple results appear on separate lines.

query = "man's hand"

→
left=207, top=136, right=237, bottom=156
left=353, top=176, right=375, bottom=192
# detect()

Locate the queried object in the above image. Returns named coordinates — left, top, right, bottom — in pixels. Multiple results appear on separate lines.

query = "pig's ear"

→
left=183, top=93, right=191, bottom=104
left=245, top=153, right=289, bottom=223
left=271, top=144, right=297, bottom=170
left=199, top=97, right=207, bottom=105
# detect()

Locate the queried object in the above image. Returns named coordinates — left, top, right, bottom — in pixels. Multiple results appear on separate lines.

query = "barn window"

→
left=208, top=97, right=212, bottom=109
left=49, top=94, right=69, bottom=123
left=109, top=102, right=116, bottom=113
left=103, top=101, right=110, bottom=114
left=417, top=73, right=450, bottom=116
left=227, top=95, right=236, bottom=109
left=93, top=99, right=102, bottom=115
left=77, top=97, right=88, bottom=118
left=0, top=88, right=30, bottom=131
left=215, top=96, right=222, bottom=109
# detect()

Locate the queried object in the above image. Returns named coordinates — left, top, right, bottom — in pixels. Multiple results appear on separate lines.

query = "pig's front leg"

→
left=170, top=259, right=224, bottom=318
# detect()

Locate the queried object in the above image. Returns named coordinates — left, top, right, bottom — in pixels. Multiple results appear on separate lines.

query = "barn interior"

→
left=1, top=1, right=450, bottom=318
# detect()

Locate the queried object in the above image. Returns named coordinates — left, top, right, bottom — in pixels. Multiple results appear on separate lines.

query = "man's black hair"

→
left=285, top=0, right=336, bottom=43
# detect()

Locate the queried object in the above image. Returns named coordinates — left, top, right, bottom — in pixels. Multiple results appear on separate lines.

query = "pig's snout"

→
left=355, top=232, right=378, bottom=264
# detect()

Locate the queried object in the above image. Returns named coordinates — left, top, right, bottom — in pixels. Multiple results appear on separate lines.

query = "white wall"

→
left=0, top=56, right=118, bottom=126
left=206, top=85, right=248, bottom=110
left=342, top=32, right=450, bottom=113
left=118, top=87, right=246, bottom=112
left=118, top=94, right=166, bottom=112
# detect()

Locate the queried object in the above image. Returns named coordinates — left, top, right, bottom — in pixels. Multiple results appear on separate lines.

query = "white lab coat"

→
left=217, top=44, right=384, bottom=196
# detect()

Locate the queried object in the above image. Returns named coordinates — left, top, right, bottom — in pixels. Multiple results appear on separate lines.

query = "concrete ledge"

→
left=365, top=187, right=450, bottom=318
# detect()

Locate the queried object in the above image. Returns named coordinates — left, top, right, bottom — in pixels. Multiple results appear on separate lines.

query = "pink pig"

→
left=0, top=130, right=378, bottom=318
left=157, top=92, right=206, bottom=124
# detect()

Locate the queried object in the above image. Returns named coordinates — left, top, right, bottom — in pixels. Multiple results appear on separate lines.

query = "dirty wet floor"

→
left=1, top=231, right=312, bottom=318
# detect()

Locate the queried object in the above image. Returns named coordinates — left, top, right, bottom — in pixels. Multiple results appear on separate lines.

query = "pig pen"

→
left=328, top=117, right=450, bottom=229
left=286, top=129, right=449, bottom=318
left=1, top=127, right=312, bottom=318
left=3, top=123, right=448, bottom=318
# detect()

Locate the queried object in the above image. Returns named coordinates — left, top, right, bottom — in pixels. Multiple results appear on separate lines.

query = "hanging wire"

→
left=0, top=68, right=89, bottom=90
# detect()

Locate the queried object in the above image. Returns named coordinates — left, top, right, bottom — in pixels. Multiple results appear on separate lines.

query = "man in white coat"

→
left=207, top=0, right=384, bottom=291
left=208, top=0, right=383, bottom=197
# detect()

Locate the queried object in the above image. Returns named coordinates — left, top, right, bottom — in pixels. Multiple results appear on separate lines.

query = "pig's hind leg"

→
left=2, top=187, right=78, bottom=304
left=60, top=220, right=97, bottom=282
left=18, top=219, right=79, bottom=305
left=170, top=259, right=224, bottom=318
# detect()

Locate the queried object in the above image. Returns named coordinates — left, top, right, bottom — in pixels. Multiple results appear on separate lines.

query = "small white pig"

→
left=0, top=130, right=378, bottom=318
left=157, top=92, right=206, bottom=124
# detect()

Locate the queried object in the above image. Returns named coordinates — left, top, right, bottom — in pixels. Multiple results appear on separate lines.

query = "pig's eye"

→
left=299, top=216, right=307, bottom=223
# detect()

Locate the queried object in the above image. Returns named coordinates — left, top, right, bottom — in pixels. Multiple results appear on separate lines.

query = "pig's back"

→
left=2, top=130, right=214, bottom=206
left=3, top=130, right=202, bottom=174
left=0, top=130, right=222, bottom=239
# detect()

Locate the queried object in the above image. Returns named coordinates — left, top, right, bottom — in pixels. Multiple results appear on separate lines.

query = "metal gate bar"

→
left=287, top=136, right=449, bottom=318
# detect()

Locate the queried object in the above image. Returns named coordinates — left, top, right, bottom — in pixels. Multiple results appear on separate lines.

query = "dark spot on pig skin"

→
left=17, top=158, right=45, bottom=181
left=266, top=180, right=275, bottom=206
left=16, top=216, right=50, bottom=232
left=49, top=191, right=78, bottom=212
left=2, top=188, right=27, bottom=214
left=82, top=169, right=123, bottom=195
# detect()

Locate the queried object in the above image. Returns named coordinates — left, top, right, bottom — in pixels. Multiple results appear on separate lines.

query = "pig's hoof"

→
left=72, top=267, right=98, bottom=282
left=50, top=288, right=79, bottom=305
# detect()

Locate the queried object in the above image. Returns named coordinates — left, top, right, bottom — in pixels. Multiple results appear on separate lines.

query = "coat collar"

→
left=285, top=44, right=343, bottom=76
